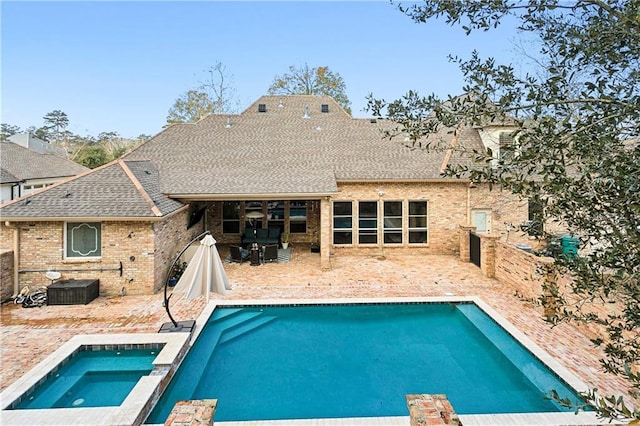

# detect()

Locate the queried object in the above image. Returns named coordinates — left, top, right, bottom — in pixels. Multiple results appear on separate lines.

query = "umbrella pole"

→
left=159, top=230, right=211, bottom=333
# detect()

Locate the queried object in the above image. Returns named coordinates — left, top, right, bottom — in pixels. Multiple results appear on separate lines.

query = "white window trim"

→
left=64, top=222, right=102, bottom=260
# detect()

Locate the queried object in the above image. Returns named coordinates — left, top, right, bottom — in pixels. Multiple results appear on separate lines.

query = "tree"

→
left=268, top=63, right=351, bottom=114
left=73, top=144, right=109, bottom=169
left=368, top=1, right=639, bottom=422
left=167, top=62, right=239, bottom=125
left=42, top=110, right=69, bottom=145
left=166, top=90, right=216, bottom=125
left=0, top=123, right=21, bottom=141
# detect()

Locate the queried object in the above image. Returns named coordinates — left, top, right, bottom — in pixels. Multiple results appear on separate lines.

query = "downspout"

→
left=4, top=221, right=20, bottom=296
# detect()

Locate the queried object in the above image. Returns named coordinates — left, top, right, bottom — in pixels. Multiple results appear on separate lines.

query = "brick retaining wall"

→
left=1, top=249, right=14, bottom=302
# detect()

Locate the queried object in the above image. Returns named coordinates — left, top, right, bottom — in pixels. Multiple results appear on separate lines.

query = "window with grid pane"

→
left=383, top=201, right=403, bottom=244
left=222, top=201, right=240, bottom=234
left=333, top=202, right=353, bottom=244
left=409, top=201, right=428, bottom=244
left=358, top=201, right=378, bottom=244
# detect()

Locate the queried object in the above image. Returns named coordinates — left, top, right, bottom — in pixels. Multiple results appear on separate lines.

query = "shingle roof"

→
left=0, top=95, right=493, bottom=219
left=126, top=95, right=486, bottom=196
left=0, top=141, right=88, bottom=183
left=0, top=160, right=184, bottom=219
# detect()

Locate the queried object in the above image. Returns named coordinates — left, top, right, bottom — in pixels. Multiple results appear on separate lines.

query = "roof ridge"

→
left=118, top=159, right=162, bottom=217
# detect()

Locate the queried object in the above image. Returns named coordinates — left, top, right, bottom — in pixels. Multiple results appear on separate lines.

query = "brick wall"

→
left=153, top=208, right=203, bottom=293
left=469, top=183, right=531, bottom=244
left=0, top=221, right=160, bottom=295
left=1, top=249, right=14, bottom=302
left=494, top=240, right=554, bottom=301
left=0, top=212, right=199, bottom=296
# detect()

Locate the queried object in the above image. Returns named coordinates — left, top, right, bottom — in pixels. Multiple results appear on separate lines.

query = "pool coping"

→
left=0, top=332, right=190, bottom=426
left=198, top=296, right=609, bottom=426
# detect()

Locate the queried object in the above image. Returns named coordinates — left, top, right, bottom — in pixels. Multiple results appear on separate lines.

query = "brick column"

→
left=479, top=233, right=500, bottom=278
left=164, top=399, right=217, bottom=426
left=320, top=197, right=331, bottom=271
left=458, top=225, right=476, bottom=262
left=406, top=394, right=460, bottom=425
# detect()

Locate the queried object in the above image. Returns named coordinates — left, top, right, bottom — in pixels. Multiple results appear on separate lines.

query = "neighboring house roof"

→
left=0, top=141, right=88, bottom=183
left=0, top=160, right=184, bottom=220
left=125, top=95, right=486, bottom=197
left=6, top=133, right=67, bottom=156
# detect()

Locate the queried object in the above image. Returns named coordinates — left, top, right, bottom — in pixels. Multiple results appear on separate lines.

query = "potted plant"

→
left=168, top=261, right=187, bottom=287
left=281, top=233, right=289, bottom=249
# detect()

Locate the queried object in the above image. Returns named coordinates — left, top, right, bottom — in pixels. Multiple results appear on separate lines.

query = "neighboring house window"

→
left=499, top=132, right=515, bottom=163
left=222, top=201, right=240, bottom=234
left=65, top=222, right=101, bottom=259
left=333, top=201, right=353, bottom=244
left=383, top=201, right=403, bottom=244
left=408, top=201, right=428, bottom=244
left=358, top=201, right=378, bottom=244
left=23, top=183, right=49, bottom=195
left=290, top=201, right=307, bottom=234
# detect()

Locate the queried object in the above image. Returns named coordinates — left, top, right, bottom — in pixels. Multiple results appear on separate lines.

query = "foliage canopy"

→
left=368, top=1, right=639, bottom=421
left=268, top=63, right=352, bottom=114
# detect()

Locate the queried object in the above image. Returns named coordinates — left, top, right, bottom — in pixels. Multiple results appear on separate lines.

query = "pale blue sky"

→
left=1, top=1, right=526, bottom=138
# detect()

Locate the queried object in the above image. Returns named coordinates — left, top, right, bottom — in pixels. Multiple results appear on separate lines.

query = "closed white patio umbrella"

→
left=172, top=234, right=230, bottom=300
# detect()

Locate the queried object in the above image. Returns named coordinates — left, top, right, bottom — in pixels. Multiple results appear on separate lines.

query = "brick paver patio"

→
left=0, top=247, right=634, bottom=415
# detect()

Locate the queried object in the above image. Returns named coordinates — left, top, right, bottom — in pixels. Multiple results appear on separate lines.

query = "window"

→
left=222, top=202, right=240, bottom=234
left=358, top=201, right=378, bottom=244
left=499, top=131, right=515, bottom=162
left=267, top=200, right=285, bottom=234
left=408, top=201, right=428, bottom=244
left=289, top=201, right=307, bottom=233
left=383, top=201, right=403, bottom=244
left=333, top=202, right=353, bottom=244
left=65, top=222, right=101, bottom=259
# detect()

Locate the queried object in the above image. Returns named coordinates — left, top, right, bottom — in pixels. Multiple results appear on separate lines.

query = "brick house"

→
left=0, top=95, right=530, bottom=297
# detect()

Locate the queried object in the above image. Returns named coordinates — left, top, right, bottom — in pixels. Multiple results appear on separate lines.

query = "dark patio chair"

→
left=262, top=244, right=278, bottom=263
left=230, top=245, right=250, bottom=263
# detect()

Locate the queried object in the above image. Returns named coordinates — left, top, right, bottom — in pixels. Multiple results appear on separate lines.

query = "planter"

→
left=282, top=242, right=289, bottom=250
left=168, top=278, right=178, bottom=287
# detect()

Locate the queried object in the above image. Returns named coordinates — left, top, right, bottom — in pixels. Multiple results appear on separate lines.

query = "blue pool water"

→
left=13, top=349, right=157, bottom=409
left=146, top=303, right=585, bottom=422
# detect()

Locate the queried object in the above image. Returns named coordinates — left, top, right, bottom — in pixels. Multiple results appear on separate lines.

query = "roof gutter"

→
left=170, top=192, right=337, bottom=201
left=4, top=221, right=20, bottom=296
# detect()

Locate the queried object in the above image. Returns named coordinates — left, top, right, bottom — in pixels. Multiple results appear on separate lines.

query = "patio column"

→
left=479, top=233, right=500, bottom=278
left=320, top=197, right=331, bottom=270
left=458, top=224, right=476, bottom=262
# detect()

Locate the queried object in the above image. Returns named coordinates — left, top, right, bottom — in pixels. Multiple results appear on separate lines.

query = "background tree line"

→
left=1, top=112, right=150, bottom=169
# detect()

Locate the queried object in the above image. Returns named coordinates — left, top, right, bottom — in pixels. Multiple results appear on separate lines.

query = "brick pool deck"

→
left=0, top=248, right=634, bottom=418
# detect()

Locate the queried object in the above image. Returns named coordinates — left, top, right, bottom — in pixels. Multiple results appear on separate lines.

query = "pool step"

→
left=210, top=307, right=245, bottom=323
left=219, top=315, right=276, bottom=344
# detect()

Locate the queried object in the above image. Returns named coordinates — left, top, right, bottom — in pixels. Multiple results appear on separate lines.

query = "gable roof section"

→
left=0, top=160, right=184, bottom=220
left=0, top=141, right=88, bottom=182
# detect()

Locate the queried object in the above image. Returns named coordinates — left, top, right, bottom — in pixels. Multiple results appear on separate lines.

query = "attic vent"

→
left=370, top=118, right=377, bottom=123
left=321, top=104, right=329, bottom=113
left=258, top=104, right=267, bottom=113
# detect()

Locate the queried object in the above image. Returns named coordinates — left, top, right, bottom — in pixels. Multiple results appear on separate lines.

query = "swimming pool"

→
left=146, top=300, right=588, bottom=423
left=11, top=349, right=157, bottom=410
